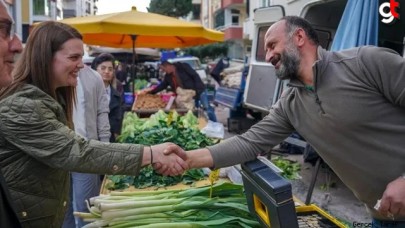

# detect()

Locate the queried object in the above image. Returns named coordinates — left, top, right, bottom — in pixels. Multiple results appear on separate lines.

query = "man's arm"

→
left=358, top=47, right=405, bottom=218
left=93, top=69, right=111, bottom=142
left=150, top=75, right=170, bottom=94
left=157, top=95, right=295, bottom=174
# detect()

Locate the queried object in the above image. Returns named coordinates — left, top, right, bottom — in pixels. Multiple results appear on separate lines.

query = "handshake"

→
left=148, top=143, right=191, bottom=176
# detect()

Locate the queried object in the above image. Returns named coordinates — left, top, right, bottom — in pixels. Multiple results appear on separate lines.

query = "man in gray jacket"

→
left=63, top=65, right=111, bottom=227
left=161, top=16, right=405, bottom=225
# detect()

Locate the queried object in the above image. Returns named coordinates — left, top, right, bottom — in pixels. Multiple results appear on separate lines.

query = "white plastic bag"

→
left=200, top=120, right=224, bottom=139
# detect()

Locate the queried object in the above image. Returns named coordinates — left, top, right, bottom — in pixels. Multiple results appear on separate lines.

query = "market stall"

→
left=72, top=110, right=346, bottom=227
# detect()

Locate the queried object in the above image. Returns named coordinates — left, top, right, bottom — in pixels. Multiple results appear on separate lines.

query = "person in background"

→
left=91, top=53, right=124, bottom=142
left=0, top=21, right=187, bottom=228
left=62, top=65, right=111, bottom=228
left=0, top=0, right=23, bottom=227
left=115, top=62, right=127, bottom=85
left=161, top=16, right=405, bottom=226
left=141, top=60, right=217, bottom=122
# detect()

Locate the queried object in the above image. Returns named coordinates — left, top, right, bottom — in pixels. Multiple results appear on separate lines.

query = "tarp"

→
left=331, top=0, right=379, bottom=51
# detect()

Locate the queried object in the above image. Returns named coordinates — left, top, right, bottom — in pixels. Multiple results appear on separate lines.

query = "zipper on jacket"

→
left=314, top=93, right=325, bottom=114
left=312, top=63, right=326, bottom=115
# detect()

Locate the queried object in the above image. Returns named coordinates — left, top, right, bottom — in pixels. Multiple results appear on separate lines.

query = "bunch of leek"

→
left=75, top=182, right=260, bottom=228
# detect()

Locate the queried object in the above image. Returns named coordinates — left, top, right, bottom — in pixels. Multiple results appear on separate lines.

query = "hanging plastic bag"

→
left=201, top=120, right=224, bottom=139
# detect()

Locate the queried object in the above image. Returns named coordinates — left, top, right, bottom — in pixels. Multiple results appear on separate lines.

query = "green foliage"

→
left=181, top=42, right=230, bottom=62
left=108, top=110, right=217, bottom=190
left=134, top=79, right=149, bottom=91
left=271, top=156, right=301, bottom=180
left=148, top=0, right=193, bottom=18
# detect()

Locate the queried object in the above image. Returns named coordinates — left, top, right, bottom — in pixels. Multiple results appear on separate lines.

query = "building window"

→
left=214, top=10, right=224, bottom=29
left=231, top=9, right=239, bottom=25
left=261, top=0, right=272, bottom=7
left=191, top=4, right=200, bottom=20
left=33, top=0, right=50, bottom=16
left=56, top=8, right=62, bottom=19
left=86, top=2, right=91, bottom=14
left=256, top=25, right=270, bottom=62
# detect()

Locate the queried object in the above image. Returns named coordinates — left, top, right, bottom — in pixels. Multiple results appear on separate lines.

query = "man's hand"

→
left=153, top=144, right=189, bottom=175
left=378, top=176, right=405, bottom=218
left=151, top=143, right=188, bottom=176
left=138, top=88, right=152, bottom=95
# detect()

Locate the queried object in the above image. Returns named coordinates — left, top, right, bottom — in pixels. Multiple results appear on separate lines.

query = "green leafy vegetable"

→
left=109, top=110, right=217, bottom=190
left=271, top=156, right=301, bottom=180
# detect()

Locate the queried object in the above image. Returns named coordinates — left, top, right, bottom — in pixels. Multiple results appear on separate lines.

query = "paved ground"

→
left=214, top=105, right=371, bottom=226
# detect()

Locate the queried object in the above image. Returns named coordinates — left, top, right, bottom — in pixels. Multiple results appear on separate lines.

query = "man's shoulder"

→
left=332, top=46, right=396, bottom=59
left=80, top=66, right=102, bottom=79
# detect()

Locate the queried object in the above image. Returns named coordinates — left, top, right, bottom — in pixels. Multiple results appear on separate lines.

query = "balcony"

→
left=222, top=0, right=244, bottom=9
left=223, top=26, right=243, bottom=40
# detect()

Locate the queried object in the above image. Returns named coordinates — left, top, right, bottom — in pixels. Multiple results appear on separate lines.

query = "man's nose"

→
left=77, top=61, right=85, bottom=69
left=10, top=34, right=23, bottom=53
left=265, top=50, right=273, bottom=63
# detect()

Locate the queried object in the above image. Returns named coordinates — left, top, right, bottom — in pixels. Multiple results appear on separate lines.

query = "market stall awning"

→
left=58, top=7, right=224, bottom=49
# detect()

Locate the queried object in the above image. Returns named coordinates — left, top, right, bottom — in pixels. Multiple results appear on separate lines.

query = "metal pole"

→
left=130, top=35, right=137, bottom=97
left=305, top=157, right=322, bottom=205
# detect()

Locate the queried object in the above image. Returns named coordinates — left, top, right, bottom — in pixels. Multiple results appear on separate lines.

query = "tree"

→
left=148, top=0, right=193, bottom=18
left=181, top=42, right=230, bottom=62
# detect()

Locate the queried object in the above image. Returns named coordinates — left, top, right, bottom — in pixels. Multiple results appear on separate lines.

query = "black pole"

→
left=130, top=35, right=137, bottom=100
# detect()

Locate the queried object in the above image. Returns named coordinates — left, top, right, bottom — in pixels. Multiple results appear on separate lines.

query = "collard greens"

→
left=107, top=110, right=217, bottom=190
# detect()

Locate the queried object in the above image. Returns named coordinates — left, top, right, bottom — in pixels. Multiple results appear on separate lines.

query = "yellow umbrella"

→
left=58, top=6, right=224, bottom=49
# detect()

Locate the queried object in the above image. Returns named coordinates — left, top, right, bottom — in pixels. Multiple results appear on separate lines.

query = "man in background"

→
left=142, top=61, right=217, bottom=122
left=0, top=0, right=23, bottom=227
left=63, top=65, right=111, bottom=228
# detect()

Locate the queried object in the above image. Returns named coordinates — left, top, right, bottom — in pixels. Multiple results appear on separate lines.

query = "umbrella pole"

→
left=130, top=35, right=137, bottom=99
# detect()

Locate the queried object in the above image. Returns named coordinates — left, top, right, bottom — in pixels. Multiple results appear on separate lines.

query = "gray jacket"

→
left=208, top=46, right=405, bottom=220
left=78, top=66, right=111, bottom=142
left=0, top=84, right=143, bottom=227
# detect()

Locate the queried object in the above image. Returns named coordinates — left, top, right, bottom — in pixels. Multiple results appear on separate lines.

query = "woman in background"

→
left=92, top=53, right=124, bottom=142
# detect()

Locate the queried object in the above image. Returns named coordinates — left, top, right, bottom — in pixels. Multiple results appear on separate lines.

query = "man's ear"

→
left=294, top=28, right=306, bottom=47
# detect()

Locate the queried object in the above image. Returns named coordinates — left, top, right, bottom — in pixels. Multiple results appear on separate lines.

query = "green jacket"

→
left=0, top=84, right=144, bottom=227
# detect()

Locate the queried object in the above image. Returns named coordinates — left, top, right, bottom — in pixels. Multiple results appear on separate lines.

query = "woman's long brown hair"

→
left=0, top=21, right=82, bottom=128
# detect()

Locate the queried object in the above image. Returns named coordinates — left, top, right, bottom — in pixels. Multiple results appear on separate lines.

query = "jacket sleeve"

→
left=94, top=71, right=111, bottom=142
left=207, top=93, right=295, bottom=168
left=150, top=75, right=170, bottom=94
left=0, top=96, right=143, bottom=176
left=357, top=46, right=405, bottom=107
left=182, top=63, right=205, bottom=96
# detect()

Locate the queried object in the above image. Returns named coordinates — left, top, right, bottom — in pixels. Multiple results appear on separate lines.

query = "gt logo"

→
left=379, top=0, right=400, bottom=24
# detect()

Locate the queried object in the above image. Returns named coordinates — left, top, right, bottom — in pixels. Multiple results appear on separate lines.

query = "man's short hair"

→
left=282, top=16, right=320, bottom=45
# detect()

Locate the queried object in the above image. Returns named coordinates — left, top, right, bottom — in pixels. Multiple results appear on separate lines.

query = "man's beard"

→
left=275, top=43, right=300, bottom=80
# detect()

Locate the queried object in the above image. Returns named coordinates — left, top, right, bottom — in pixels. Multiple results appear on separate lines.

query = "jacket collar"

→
left=288, top=46, right=329, bottom=90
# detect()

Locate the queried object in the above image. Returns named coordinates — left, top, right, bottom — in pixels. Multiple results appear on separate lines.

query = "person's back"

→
left=174, top=62, right=205, bottom=97
left=173, top=62, right=217, bottom=122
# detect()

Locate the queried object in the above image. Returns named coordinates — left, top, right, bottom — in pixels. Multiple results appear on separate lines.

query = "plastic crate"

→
left=124, top=92, right=134, bottom=105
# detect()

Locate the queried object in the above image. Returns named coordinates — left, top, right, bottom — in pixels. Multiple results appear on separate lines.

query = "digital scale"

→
left=241, top=158, right=347, bottom=228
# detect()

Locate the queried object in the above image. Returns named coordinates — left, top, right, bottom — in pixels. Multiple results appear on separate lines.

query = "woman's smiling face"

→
left=51, top=38, right=84, bottom=88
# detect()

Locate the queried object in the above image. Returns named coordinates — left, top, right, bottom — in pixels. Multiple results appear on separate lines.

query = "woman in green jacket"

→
left=0, top=21, right=187, bottom=228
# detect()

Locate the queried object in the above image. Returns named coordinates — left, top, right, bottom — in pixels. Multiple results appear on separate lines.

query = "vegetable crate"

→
left=241, top=159, right=347, bottom=228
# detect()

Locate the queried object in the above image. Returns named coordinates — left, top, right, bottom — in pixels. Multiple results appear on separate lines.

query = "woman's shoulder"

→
left=0, top=84, right=59, bottom=116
